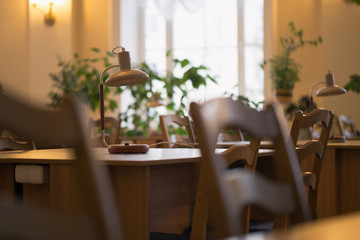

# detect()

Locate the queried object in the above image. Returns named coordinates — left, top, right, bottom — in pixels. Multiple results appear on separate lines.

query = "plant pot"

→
left=276, top=89, right=293, bottom=103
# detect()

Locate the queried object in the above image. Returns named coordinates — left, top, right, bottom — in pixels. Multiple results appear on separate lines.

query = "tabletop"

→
left=237, top=212, right=360, bottom=240
left=218, top=139, right=360, bottom=150
left=0, top=147, right=274, bottom=166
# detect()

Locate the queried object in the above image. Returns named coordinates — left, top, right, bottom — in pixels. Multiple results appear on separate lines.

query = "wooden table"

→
left=0, top=147, right=273, bottom=240
left=218, top=139, right=360, bottom=219
left=239, top=211, right=360, bottom=240
left=315, top=139, right=360, bottom=218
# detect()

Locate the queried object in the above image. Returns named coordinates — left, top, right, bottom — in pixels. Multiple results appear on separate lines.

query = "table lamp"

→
left=100, top=46, right=150, bottom=153
left=310, top=71, right=346, bottom=112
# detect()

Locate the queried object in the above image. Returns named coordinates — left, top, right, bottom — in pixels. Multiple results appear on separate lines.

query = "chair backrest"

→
left=88, top=116, right=121, bottom=147
left=290, top=109, right=334, bottom=218
left=0, top=93, right=122, bottom=240
left=219, top=126, right=244, bottom=141
left=336, top=114, right=357, bottom=139
left=159, top=114, right=196, bottom=148
left=190, top=98, right=311, bottom=237
left=191, top=139, right=260, bottom=239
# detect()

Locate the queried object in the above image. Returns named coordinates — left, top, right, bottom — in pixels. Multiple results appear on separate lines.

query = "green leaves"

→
left=120, top=56, right=217, bottom=136
left=47, top=48, right=118, bottom=112
left=264, top=21, right=322, bottom=90
left=344, top=74, right=360, bottom=93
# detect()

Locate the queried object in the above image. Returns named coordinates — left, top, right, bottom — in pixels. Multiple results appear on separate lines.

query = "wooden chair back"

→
left=191, top=139, right=260, bottom=239
left=336, top=114, right=357, bottom=139
left=290, top=109, right=334, bottom=218
left=0, top=93, right=122, bottom=240
left=190, top=98, right=311, bottom=237
left=159, top=114, right=196, bottom=148
left=88, top=116, right=121, bottom=147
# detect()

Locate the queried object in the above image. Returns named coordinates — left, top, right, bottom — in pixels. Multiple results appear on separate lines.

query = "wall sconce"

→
left=32, top=1, right=55, bottom=26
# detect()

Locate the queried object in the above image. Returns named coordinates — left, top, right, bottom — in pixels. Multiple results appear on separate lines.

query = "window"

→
left=121, top=0, right=264, bottom=110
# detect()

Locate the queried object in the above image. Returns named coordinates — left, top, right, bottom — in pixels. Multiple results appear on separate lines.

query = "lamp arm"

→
left=99, top=65, right=119, bottom=147
left=309, top=81, right=325, bottom=112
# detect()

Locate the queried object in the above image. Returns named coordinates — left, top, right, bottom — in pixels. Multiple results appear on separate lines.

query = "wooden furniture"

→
left=0, top=137, right=33, bottom=151
left=290, top=109, right=334, bottom=219
left=0, top=93, right=122, bottom=240
left=0, top=147, right=273, bottom=240
left=239, top=212, right=360, bottom=240
left=336, top=114, right=357, bottom=139
left=88, top=116, right=121, bottom=147
left=191, top=141, right=261, bottom=239
left=190, top=98, right=311, bottom=238
left=159, top=114, right=196, bottom=148
left=316, top=140, right=360, bottom=217
left=218, top=139, right=360, bottom=220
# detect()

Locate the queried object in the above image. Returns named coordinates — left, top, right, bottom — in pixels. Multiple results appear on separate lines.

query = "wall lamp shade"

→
left=100, top=46, right=149, bottom=153
left=310, top=71, right=346, bottom=111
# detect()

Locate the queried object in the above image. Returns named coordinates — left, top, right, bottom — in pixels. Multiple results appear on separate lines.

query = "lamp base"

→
left=328, top=136, right=346, bottom=143
left=108, top=143, right=149, bottom=154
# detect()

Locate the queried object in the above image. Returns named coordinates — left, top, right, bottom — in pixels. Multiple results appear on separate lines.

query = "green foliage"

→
left=48, top=48, right=217, bottom=137
left=349, top=0, right=360, bottom=5
left=284, top=95, right=317, bottom=120
left=120, top=57, right=217, bottom=136
left=47, top=48, right=122, bottom=112
left=262, top=21, right=322, bottom=90
left=344, top=74, right=360, bottom=93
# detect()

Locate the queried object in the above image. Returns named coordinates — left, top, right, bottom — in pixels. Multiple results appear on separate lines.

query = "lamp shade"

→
left=105, top=47, right=149, bottom=86
left=146, top=92, right=163, bottom=108
left=316, top=71, right=346, bottom=97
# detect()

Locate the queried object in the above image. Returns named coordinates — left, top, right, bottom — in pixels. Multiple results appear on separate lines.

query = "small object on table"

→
left=108, top=143, right=149, bottom=153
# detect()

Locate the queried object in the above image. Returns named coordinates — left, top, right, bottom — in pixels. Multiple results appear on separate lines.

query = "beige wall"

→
left=28, top=0, right=73, bottom=105
left=321, top=0, right=360, bottom=128
left=275, top=0, right=323, bottom=103
left=275, top=0, right=360, bottom=128
left=0, top=0, right=30, bottom=100
left=0, top=0, right=113, bottom=107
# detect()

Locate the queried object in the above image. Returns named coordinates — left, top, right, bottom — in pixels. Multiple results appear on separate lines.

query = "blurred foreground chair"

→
left=159, top=114, right=196, bottom=148
left=190, top=98, right=311, bottom=238
left=88, top=116, right=121, bottom=147
left=0, top=93, right=122, bottom=240
left=191, top=134, right=260, bottom=239
left=290, top=109, right=334, bottom=219
left=336, top=114, right=357, bottom=139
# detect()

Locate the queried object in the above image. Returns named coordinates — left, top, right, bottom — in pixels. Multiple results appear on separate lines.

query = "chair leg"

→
left=191, top=173, right=208, bottom=240
left=272, top=215, right=288, bottom=231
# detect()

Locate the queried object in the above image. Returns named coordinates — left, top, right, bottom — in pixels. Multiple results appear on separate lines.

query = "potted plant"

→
left=47, top=48, right=121, bottom=113
left=121, top=55, right=217, bottom=137
left=262, top=21, right=322, bottom=103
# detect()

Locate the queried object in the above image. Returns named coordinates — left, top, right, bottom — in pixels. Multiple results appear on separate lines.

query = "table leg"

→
left=110, top=166, right=150, bottom=240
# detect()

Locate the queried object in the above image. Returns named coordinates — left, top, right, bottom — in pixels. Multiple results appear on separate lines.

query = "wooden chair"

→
left=190, top=98, right=311, bottom=238
left=0, top=93, right=122, bottom=240
left=290, top=109, right=334, bottom=219
left=159, top=114, right=196, bottom=148
left=336, top=114, right=357, bottom=139
left=219, top=126, right=244, bottom=141
left=191, top=139, right=260, bottom=239
left=88, top=116, right=121, bottom=147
